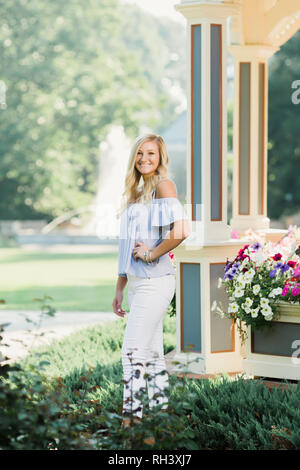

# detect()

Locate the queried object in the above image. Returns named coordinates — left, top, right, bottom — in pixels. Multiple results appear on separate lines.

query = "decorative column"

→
left=180, top=1, right=235, bottom=245
left=229, top=45, right=278, bottom=233
left=172, top=1, right=246, bottom=376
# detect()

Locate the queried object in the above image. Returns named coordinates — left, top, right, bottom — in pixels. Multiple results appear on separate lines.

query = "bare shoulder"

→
left=155, top=178, right=177, bottom=199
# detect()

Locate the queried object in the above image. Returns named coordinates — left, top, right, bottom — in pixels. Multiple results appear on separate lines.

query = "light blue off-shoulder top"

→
left=118, top=179, right=188, bottom=279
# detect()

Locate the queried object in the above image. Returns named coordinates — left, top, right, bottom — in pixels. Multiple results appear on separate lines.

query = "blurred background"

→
left=0, top=0, right=299, bottom=312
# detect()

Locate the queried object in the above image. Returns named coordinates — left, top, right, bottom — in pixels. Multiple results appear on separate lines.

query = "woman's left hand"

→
left=132, top=241, right=150, bottom=262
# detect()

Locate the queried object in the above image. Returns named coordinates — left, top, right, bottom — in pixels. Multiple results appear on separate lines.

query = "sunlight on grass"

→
left=0, top=247, right=126, bottom=312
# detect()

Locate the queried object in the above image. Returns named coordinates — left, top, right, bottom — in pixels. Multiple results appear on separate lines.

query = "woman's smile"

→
left=135, top=140, right=160, bottom=178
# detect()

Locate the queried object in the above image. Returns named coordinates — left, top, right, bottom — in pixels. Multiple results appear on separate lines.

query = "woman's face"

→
left=135, top=140, right=160, bottom=178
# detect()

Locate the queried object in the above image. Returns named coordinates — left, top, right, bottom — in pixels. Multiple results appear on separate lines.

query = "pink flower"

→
left=168, top=251, right=175, bottom=260
left=282, top=284, right=290, bottom=296
left=272, top=253, right=282, bottom=261
left=293, top=267, right=300, bottom=277
left=237, top=245, right=250, bottom=258
left=291, top=286, right=300, bottom=297
left=231, top=230, right=240, bottom=239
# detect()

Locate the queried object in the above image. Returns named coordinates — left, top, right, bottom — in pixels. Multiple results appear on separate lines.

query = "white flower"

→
left=260, top=297, right=270, bottom=307
left=245, top=268, right=256, bottom=279
left=217, top=277, right=223, bottom=289
left=211, top=300, right=217, bottom=311
left=253, top=284, right=261, bottom=295
left=250, top=249, right=264, bottom=266
left=236, top=274, right=247, bottom=288
left=261, top=306, right=272, bottom=316
left=237, top=280, right=247, bottom=289
left=234, top=287, right=244, bottom=298
left=241, top=258, right=249, bottom=268
left=245, top=297, right=253, bottom=307
left=250, top=307, right=260, bottom=318
left=264, top=313, right=273, bottom=321
left=275, top=287, right=283, bottom=295
left=242, top=304, right=251, bottom=314
left=228, top=302, right=239, bottom=313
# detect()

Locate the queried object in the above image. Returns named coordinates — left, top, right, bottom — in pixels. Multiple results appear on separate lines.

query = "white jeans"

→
left=121, top=273, right=176, bottom=419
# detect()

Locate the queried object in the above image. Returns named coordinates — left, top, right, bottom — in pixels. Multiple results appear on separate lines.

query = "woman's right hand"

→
left=112, top=290, right=126, bottom=318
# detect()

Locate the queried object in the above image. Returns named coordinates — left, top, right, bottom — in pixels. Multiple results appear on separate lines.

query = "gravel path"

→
left=0, top=310, right=119, bottom=364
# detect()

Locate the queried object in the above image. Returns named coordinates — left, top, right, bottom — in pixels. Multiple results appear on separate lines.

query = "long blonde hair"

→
left=116, top=133, right=170, bottom=218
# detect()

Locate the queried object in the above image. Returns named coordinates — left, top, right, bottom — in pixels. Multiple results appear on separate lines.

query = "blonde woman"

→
left=112, top=133, right=190, bottom=428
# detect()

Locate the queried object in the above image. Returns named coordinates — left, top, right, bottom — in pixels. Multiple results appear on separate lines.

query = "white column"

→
left=229, top=45, right=278, bottom=233
left=172, top=1, right=244, bottom=377
left=175, top=1, right=239, bottom=245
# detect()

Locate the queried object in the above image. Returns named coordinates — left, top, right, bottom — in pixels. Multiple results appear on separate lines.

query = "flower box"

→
left=213, top=225, right=300, bottom=381
left=243, top=300, right=300, bottom=380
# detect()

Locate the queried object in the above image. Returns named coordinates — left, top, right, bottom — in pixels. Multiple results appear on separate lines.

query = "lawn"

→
left=0, top=247, right=126, bottom=312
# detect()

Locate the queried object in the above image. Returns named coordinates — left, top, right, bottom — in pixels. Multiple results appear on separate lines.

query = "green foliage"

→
left=0, top=364, right=91, bottom=450
left=167, top=291, right=176, bottom=318
left=0, top=311, right=178, bottom=449
left=18, top=313, right=175, bottom=379
left=189, top=375, right=300, bottom=450
left=268, top=30, right=300, bottom=220
left=0, top=295, right=89, bottom=450
left=2, top=297, right=300, bottom=450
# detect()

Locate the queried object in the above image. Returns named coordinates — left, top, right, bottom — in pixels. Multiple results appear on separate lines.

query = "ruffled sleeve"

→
left=117, top=205, right=137, bottom=278
left=150, top=197, right=188, bottom=228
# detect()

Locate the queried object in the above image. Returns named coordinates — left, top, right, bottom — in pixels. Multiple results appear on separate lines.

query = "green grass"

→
left=0, top=247, right=126, bottom=312
left=14, top=313, right=177, bottom=416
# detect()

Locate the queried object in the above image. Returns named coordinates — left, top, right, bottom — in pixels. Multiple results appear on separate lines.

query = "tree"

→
left=0, top=0, right=185, bottom=220
left=268, top=29, right=300, bottom=220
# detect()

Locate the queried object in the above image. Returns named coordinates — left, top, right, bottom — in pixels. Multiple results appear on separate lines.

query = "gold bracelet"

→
left=144, top=250, right=151, bottom=265
left=143, top=250, right=154, bottom=265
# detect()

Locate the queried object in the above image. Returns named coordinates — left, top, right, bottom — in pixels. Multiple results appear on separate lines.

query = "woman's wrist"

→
left=143, top=249, right=155, bottom=264
left=116, top=275, right=127, bottom=292
left=148, top=248, right=156, bottom=262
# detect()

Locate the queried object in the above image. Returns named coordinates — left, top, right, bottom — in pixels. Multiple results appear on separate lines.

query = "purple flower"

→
left=275, top=262, right=284, bottom=269
left=233, top=262, right=240, bottom=269
left=252, top=242, right=261, bottom=251
left=269, top=269, right=277, bottom=278
left=280, top=264, right=290, bottom=273
left=225, top=272, right=234, bottom=281
left=273, top=262, right=289, bottom=274
left=224, top=261, right=232, bottom=273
